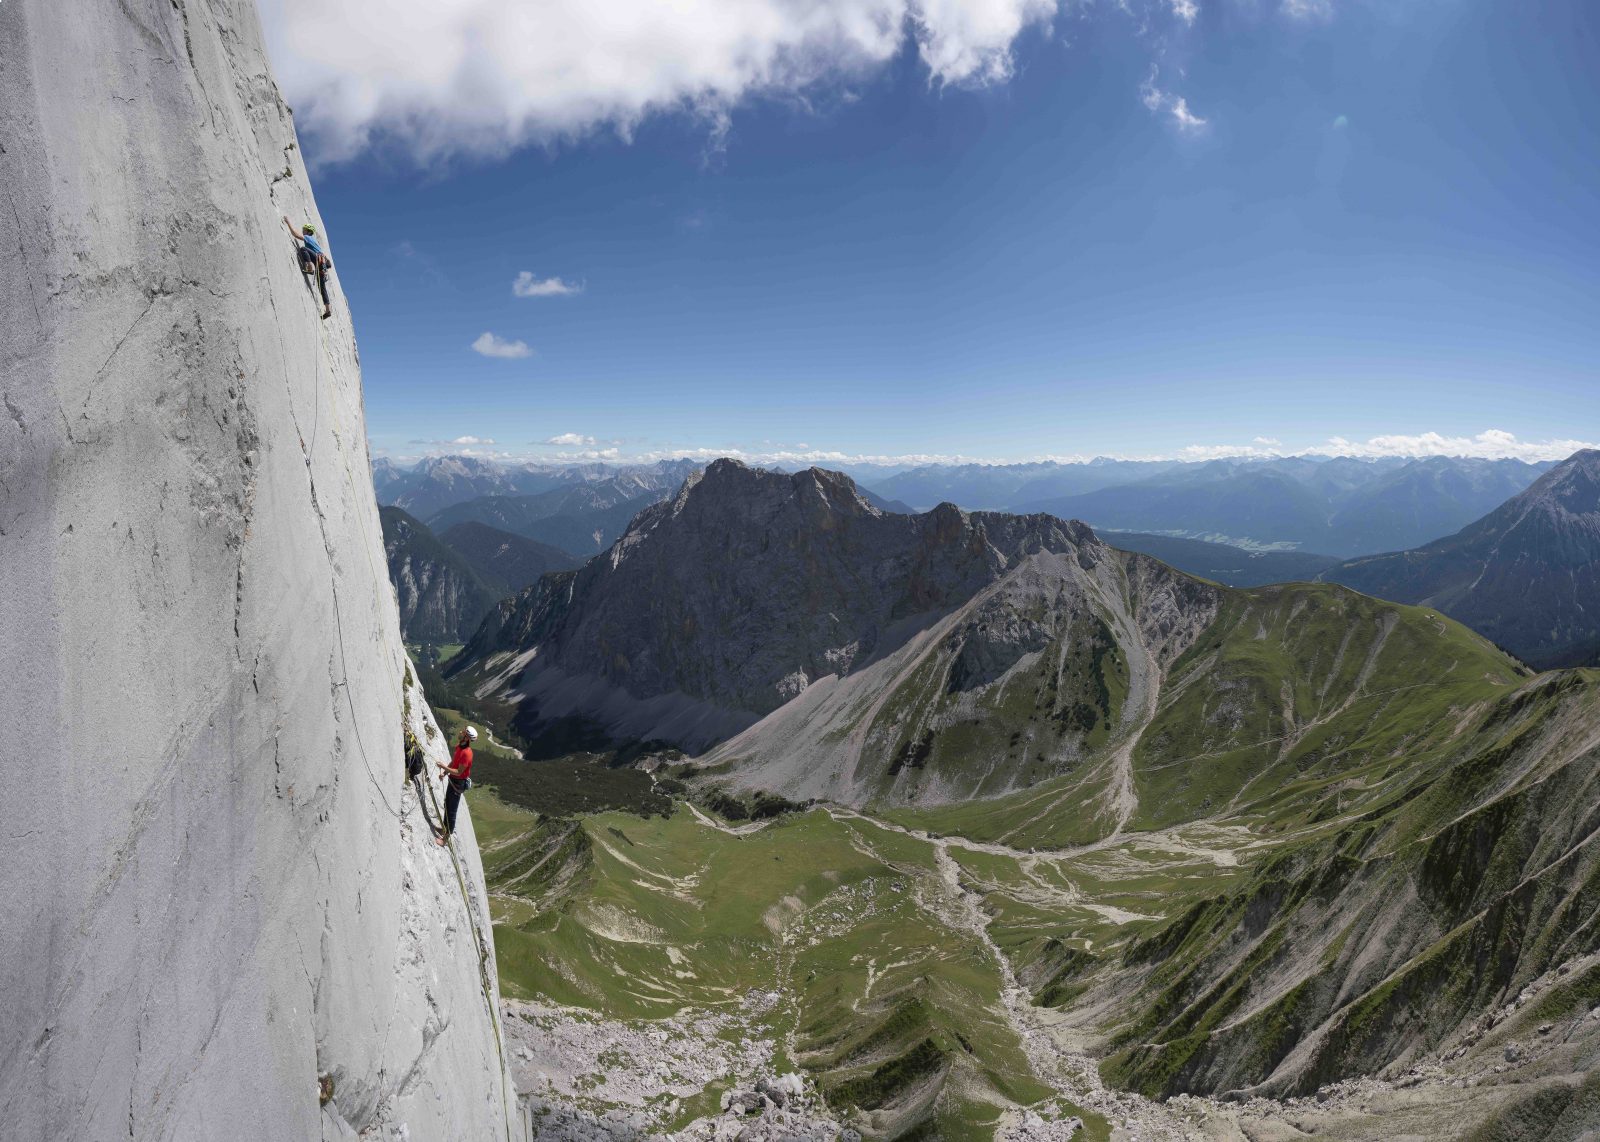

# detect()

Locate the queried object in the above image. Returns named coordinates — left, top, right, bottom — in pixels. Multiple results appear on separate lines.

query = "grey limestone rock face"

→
left=0, top=2, right=517, bottom=1139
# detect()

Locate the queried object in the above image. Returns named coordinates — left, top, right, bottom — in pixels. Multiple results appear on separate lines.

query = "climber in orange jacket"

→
left=436, top=726, right=476, bottom=846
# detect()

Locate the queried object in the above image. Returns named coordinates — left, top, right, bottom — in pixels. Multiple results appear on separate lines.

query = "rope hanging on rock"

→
left=411, top=771, right=445, bottom=838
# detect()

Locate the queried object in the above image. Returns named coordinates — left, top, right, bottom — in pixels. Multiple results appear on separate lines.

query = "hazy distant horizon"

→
left=370, top=428, right=1595, bottom=471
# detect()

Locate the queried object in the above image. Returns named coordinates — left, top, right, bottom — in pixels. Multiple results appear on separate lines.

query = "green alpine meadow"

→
left=434, top=462, right=1600, bottom=1139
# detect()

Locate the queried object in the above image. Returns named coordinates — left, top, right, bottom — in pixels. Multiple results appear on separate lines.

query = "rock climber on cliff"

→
left=436, top=726, right=476, bottom=846
left=283, top=215, right=333, bottom=320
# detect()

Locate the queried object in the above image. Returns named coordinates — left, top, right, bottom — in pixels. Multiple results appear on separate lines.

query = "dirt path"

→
left=830, top=806, right=1203, bottom=1137
left=685, top=803, right=776, bottom=836
left=826, top=806, right=1253, bottom=873
left=922, top=835, right=1203, bottom=1140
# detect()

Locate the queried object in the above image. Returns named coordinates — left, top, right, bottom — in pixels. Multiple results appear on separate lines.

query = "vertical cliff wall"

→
left=0, top=2, right=519, bottom=1138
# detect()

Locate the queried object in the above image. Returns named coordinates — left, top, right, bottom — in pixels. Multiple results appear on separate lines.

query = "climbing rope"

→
left=292, top=235, right=513, bottom=1137
left=414, top=759, right=515, bottom=1142
left=410, top=770, right=445, bottom=839
left=406, top=716, right=512, bottom=1132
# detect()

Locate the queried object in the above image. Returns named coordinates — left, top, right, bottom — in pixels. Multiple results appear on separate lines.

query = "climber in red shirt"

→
left=436, top=726, right=476, bottom=846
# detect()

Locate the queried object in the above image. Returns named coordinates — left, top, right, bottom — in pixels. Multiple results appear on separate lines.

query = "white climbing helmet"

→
left=465, top=726, right=478, bottom=740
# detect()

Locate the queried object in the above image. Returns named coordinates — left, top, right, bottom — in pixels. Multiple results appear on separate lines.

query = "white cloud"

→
left=1174, top=441, right=1285, bottom=461
left=1169, top=0, right=1199, bottom=26
left=1168, top=96, right=1207, bottom=130
left=408, top=434, right=499, bottom=447
left=375, top=429, right=1596, bottom=470
left=1172, top=429, right=1595, bottom=464
left=259, top=0, right=1066, bottom=163
left=470, top=331, right=532, bottom=359
left=1140, top=66, right=1208, bottom=131
left=513, top=271, right=583, bottom=298
left=1282, top=0, right=1333, bottom=19
left=546, top=446, right=623, bottom=461
left=1315, top=429, right=1596, bottom=463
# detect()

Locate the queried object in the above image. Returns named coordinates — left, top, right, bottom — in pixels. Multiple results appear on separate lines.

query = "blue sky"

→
left=265, top=0, right=1600, bottom=465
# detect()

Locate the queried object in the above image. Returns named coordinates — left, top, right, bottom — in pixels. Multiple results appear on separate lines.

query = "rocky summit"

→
left=454, top=459, right=1216, bottom=796
left=1324, top=448, right=1600, bottom=668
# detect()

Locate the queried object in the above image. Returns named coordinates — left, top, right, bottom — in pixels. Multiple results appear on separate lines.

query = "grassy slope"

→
left=437, top=573, right=1600, bottom=1133
left=1131, top=583, right=1521, bottom=830
left=885, top=584, right=1519, bottom=848
left=856, top=602, right=1130, bottom=818
left=474, top=795, right=1106, bottom=1138
left=1099, top=667, right=1600, bottom=1099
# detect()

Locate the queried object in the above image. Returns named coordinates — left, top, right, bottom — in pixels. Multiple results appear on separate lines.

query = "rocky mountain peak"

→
left=1324, top=447, right=1600, bottom=667
left=457, top=460, right=1122, bottom=751
left=1532, top=448, right=1600, bottom=514
left=687, top=457, right=878, bottom=511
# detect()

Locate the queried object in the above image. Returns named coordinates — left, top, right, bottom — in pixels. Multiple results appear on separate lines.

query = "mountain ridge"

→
left=457, top=459, right=1130, bottom=763
left=1323, top=449, right=1600, bottom=667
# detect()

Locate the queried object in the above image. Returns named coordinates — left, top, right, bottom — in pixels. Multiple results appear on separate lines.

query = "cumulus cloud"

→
left=542, top=432, right=598, bottom=446
left=259, top=0, right=1066, bottom=163
left=470, top=331, right=532, bottom=359
left=1315, top=429, right=1596, bottom=463
left=1169, top=0, right=1199, bottom=26
left=513, top=271, right=583, bottom=298
left=1140, top=67, right=1207, bottom=131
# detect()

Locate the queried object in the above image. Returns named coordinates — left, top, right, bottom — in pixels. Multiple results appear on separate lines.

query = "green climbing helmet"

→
left=302, top=223, right=316, bottom=234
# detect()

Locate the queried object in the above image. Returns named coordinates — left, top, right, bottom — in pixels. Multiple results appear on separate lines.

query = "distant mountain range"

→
left=374, top=456, right=700, bottom=523
left=375, top=453, right=1591, bottom=662
left=379, top=507, right=578, bottom=643
left=1011, top=456, right=1550, bottom=556
left=374, top=455, right=912, bottom=560
left=871, top=458, right=1184, bottom=510
left=870, top=455, right=1550, bottom=556
left=376, top=453, right=1551, bottom=559
left=1323, top=449, right=1600, bottom=668
left=429, top=483, right=669, bottom=558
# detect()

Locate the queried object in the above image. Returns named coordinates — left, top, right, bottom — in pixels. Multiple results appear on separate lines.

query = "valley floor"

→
left=467, top=786, right=1600, bottom=1141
